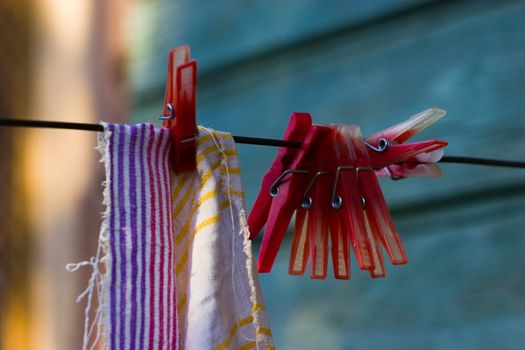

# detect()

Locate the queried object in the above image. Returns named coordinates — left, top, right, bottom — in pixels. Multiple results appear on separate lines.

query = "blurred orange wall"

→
left=1, top=0, right=128, bottom=349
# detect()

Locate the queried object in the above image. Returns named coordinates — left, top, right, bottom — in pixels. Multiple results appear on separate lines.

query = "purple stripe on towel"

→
left=103, top=123, right=177, bottom=350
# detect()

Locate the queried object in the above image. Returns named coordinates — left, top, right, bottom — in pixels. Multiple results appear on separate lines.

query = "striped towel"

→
left=172, top=127, right=274, bottom=349
left=73, top=123, right=273, bottom=350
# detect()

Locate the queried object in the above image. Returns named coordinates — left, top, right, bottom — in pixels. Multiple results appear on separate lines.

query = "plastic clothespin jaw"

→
left=161, top=45, right=198, bottom=173
left=248, top=112, right=312, bottom=240
left=369, top=140, right=448, bottom=170
left=377, top=161, right=443, bottom=180
left=257, top=125, right=333, bottom=273
left=365, top=108, right=448, bottom=176
left=366, top=108, right=447, bottom=146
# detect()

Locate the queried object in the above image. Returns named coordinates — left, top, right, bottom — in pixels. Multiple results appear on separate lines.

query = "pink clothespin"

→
left=161, top=45, right=198, bottom=172
left=248, top=113, right=312, bottom=239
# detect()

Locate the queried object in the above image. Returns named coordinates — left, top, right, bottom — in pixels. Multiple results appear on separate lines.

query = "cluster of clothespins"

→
left=248, top=110, right=447, bottom=280
left=160, top=45, right=448, bottom=281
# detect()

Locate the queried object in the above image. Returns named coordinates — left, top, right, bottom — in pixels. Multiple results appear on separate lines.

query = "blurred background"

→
left=1, top=0, right=524, bottom=349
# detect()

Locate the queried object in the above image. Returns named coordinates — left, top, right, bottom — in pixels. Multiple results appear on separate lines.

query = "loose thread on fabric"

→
left=65, top=253, right=102, bottom=345
left=199, top=126, right=263, bottom=348
left=66, top=129, right=112, bottom=350
left=92, top=127, right=112, bottom=350
left=199, top=126, right=243, bottom=313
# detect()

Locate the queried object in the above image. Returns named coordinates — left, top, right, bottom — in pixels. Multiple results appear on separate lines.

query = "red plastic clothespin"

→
left=257, top=124, right=333, bottom=273
left=258, top=123, right=410, bottom=279
left=347, top=126, right=408, bottom=277
left=289, top=126, right=337, bottom=279
left=328, top=125, right=375, bottom=279
left=290, top=125, right=410, bottom=279
left=161, top=45, right=198, bottom=172
left=248, top=112, right=312, bottom=239
left=365, top=108, right=448, bottom=177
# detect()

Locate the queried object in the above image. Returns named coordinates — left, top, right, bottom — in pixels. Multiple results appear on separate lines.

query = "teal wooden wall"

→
left=128, top=1, right=525, bottom=349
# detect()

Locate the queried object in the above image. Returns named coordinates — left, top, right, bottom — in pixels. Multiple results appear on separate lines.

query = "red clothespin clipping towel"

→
left=161, top=45, right=198, bottom=172
left=249, top=108, right=448, bottom=280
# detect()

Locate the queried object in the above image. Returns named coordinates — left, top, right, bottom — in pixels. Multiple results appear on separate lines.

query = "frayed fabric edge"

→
left=238, top=207, right=273, bottom=348
left=202, top=126, right=273, bottom=348
left=66, top=123, right=112, bottom=350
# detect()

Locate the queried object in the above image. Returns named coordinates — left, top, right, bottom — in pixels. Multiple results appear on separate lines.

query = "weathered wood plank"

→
left=128, top=0, right=435, bottom=95
left=186, top=0, right=525, bottom=207
left=259, top=193, right=525, bottom=349
left=130, top=1, right=525, bottom=207
left=127, top=1, right=525, bottom=348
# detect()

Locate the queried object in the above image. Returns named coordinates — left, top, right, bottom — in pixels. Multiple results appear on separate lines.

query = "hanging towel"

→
left=71, top=123, right=274, bottom=350
left=73, top=123, right=177, bottom=350
left=172, top=127, right=274, bottom=349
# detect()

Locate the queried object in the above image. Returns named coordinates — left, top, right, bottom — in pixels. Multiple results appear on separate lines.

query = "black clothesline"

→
left=1, top=118, right=525, bottom=169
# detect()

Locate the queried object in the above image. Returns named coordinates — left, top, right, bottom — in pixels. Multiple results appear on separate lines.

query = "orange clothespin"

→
left=161, top=45, right=198, bottom=172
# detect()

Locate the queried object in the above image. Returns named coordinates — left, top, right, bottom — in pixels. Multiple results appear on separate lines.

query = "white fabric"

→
left=172, top=127, right=274, bottom=350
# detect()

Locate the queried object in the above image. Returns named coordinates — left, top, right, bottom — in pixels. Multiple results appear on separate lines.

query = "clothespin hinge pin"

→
left=269, top=169, right=309, bottom=197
